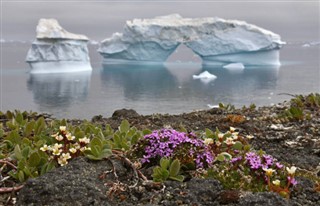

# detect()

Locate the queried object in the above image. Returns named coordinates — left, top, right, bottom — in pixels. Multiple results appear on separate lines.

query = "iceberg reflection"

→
left=27, top=70, right=92, bottom=110
left=101, top=62, right=279, bottom=108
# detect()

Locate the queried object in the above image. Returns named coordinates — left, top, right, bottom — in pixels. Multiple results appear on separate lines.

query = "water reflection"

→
left=101, top=63, right=176, bottom=100
left=101, top=62, right=280, bottom=106
left=27, top=71, right=92, bottom=110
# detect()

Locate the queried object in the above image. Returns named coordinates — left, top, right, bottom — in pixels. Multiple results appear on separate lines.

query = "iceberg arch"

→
left=98, top=14, right=285, bottom=66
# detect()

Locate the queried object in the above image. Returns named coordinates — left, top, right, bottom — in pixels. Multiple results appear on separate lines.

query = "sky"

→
left=1, top=1, right=319, bottom=42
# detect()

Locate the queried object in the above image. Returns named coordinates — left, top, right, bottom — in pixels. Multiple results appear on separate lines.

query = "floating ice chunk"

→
left=193, top=71, right=217, bottom=83
left=207, top=104, right=219, bottom=109
left=302, top=41, right=320, bottom=47
left=223, top=63, right=245, bottom=70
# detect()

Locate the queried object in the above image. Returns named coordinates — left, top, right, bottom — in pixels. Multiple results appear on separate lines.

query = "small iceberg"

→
left=26, top=18, right=92, bottom=74
left=193, top=71, right=217, bottom=83
left=302, top=41, right=320, bottom=47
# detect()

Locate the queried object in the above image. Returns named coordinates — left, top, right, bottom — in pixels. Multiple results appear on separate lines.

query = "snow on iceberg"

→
left=223, top=63, right=245, bottom=70
left=26, top=19, right=92, bottom=73
left=98, top=14, right=285, bottom=66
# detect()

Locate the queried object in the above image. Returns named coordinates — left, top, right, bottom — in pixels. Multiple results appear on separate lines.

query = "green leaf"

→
left=75, top=131, right=85, bottom=140
left=91, top=145, right=101, bottom=157
left=21, top=146, right=31, bottom=158
left=131, top=134, right=140, bottom=145
left=14, top=145, right=23, bottom=160
left=232, top=141, right=243, bottom=150
left=6, top=111, right=13, bottom=119
left=221, top=152, right=232, bottom=160
left=179, top=125, right=187, bottom=133
left=34, top=117, right=46, bottom=135
left=60, top=119, right=67, bottom=126
left=90, top=137, right=102, bottom=147
left=18, top=170, right=25, bottom=182
left=169, top=159, right=181, bottom=177
left=113, top=133, right=121, bottom=147
left=216, top=153, right=226, bottom=162
left=7, top=130, right=21, bottom=145
left=15, top=111, right=24, bottom=125
left=119, top=120, right=130, bottom=133
left=0, top=128, right=4, bottom=138
left=142, top=129, right=152, bottom=135
left=160, top=158, right=170, bottom=169
left=205, top=128, right=213, bottom=138
left=28, top=152, right=41, bottom=167
left=169, top=175, right=184, bottom=182
left=24, top=121, right=35, bottom=137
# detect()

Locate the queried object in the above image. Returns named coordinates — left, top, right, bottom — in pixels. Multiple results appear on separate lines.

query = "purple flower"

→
left=245, top=152, right=262, bottom=170
left=275, top=162, right=284, bottom=169
left=141, top=129, right=213, bottom=168
left=263, top=154, right=274, bottom=167
left=230, top=156, right=242, bottom=164
left=288, top=176, right=298, bottom=186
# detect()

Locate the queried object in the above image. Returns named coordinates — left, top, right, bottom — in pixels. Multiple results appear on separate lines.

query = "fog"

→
left=1, top=1, right=319, bottom=42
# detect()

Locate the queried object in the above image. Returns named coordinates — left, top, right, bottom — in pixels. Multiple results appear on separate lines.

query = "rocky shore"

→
left=1, top=94, right=320, bottom=205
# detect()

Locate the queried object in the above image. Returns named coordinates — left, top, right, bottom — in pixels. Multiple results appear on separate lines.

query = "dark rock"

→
left=238, top=192, right=288, bottom=206
left=112, top=109, right=140, bottom=119
left=17, top=157, right=112, bottom=206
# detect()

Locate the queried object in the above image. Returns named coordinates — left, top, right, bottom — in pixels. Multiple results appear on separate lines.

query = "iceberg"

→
left=98, top=14, right=285, bottom=66
left=193, top=71, right=217, bottom=84
left=26, top=19, right=92, bottom=73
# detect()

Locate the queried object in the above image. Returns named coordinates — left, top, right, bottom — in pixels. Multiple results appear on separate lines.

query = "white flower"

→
left=215, top=141, right=222, bottom=147
left=218, top=133, right=224, bottom=139
left=246, top=135, right=254, bottom=139
left=58, top=156, right=68, bottom=166
left=61, top=152, right=71, bottom=160
left=73, top=143, right=81, bottom=150
left=263, top=168, right=275, bottom=176
left=52, top=148, right=62, bottom=156
left=69, top=148, right=77, bottom=154
left=79, top=137, right=90, bottom=144
left=59, top=126, right=67, bottom=132
left=40, top=144, right=50, bottom=152
left=225, top=137, right=235, bottom=146
left=204, top=138, right=213, bottom=145
left=80, top=146, right=91, bottom=152
left=51, top=132, right=59, bottom=138
left=272, top=179, right=281, bottom=186
left=232, top=133, right=239, bottom=140
left=66, top=133, right=75, bottom=141
left=53, top=143, right=63, bottom=149
left=55, top=135, right=64, bottom=141
left=229, top=127, right=236, bottom=133
left=286, top=166, right=297, bottom=175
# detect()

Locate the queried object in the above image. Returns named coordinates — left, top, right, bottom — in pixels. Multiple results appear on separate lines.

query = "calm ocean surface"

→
left=1, top=1, right=319, bottom=119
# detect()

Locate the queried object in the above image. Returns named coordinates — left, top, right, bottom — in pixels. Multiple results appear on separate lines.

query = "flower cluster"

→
left=40, top=126, right=91, bottom=166
left=141, top=129, right=214, bottom=168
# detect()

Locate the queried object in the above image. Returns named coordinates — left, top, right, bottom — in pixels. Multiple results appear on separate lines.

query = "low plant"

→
left=132, top=129, right=214, bottom=169
left=202, top=128, right=297, bottom=198
left=152, top=157, right=184, bottom=182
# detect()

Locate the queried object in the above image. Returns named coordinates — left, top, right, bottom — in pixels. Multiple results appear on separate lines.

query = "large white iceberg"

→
left=26, top=19, right=92, bottom=73
left=98, top=14, right=285, bottom=66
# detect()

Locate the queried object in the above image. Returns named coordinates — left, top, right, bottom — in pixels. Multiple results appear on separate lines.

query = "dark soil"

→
left=2, top=99, right=320, bottom=205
